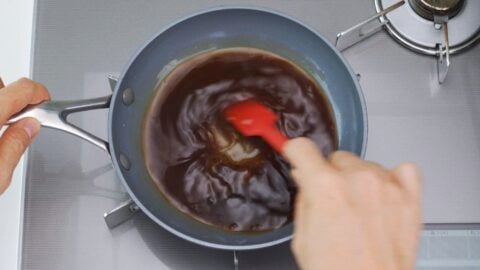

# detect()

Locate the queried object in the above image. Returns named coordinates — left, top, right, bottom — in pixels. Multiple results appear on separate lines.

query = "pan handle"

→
left=6, top=95, right=112, bottom=153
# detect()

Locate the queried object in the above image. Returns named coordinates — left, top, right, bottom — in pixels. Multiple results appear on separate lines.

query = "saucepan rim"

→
left=108, top=6, right=368, bottom=250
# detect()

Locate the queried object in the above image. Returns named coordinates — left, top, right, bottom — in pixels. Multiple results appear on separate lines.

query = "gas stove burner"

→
left=335, top=0, right=479, bottom=83
left=374, top=0, right=479, bottom=83
left=374, top=0, right=480, bottom=55
left=409, top=0, right=465, bottom=21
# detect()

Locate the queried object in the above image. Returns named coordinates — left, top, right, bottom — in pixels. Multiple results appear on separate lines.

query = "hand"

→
left=283, top=138, right=422, bottom=270
left=0, top=78, right=50, bottom=194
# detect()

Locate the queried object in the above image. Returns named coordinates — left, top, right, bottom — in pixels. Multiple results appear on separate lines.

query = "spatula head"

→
left=224, top=99, right=277, bottom=137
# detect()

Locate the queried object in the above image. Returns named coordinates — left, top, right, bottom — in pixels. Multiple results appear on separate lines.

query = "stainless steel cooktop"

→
left=22, top=0, right=480, bottom=269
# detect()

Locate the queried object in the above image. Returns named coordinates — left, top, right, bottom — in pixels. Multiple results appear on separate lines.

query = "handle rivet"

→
left=119, top=153, right=131, bottom=170
left=122, top=88, right=134, bottom=105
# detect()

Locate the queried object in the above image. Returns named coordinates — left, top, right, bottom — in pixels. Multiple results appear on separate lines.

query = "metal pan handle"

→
left=6, top=95, right=112, bottom=153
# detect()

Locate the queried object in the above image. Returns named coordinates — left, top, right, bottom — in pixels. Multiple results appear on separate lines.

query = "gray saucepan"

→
left=7, top=7, right=367, bottom=250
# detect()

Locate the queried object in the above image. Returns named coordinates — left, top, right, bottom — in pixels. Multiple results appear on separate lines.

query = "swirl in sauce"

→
left=143, top=48, right=337, bottom=232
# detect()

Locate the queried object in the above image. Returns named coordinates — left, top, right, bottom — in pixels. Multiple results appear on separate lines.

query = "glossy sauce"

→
left=143, top=48, right=337, bottom=232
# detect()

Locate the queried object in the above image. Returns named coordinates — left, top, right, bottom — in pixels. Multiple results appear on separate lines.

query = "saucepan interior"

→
left=108, top=7, right=367, bottom=250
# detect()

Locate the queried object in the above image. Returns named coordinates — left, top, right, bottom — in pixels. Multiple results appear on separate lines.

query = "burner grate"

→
left=336, top=0, right=480, bottom=83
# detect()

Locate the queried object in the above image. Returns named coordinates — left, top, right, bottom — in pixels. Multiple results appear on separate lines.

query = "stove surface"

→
left=23, top=0, right=480, bottom=269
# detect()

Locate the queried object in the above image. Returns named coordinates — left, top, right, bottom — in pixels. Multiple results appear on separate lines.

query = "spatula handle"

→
left=261, top=125, right=289, bottom=153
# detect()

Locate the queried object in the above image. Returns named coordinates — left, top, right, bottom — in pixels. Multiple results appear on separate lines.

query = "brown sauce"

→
left=143, top=48, right=337, bottom=232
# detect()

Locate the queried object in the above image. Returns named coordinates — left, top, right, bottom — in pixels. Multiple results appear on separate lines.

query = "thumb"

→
left=283, top=137, right=332, bottom=174
left=0, top=117, right=41, bottom=194
left=391, top=162, right=422, bottom=203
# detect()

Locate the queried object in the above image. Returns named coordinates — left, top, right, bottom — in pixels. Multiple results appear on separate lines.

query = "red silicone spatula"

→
left=224, top=99, right=288, bottom=153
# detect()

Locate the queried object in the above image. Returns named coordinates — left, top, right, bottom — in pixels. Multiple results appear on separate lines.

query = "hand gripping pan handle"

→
left=6, top=95, right=112, bottom=153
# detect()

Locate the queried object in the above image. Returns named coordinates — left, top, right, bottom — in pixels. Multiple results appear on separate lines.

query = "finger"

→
left=0, top=77, right=4, bottom=88
left=330, top=151, right=390, bottom=179
left=389, top=165, right=423, bottom=270
left=390, top=162, right=422, bottom=202
left=291, top=189, right=313, bottom=261
left=329, top=151, right=364, bottom=171
left=0, top=77, right=50, bottom=126
left=292, top=189, right=309, bottom=238
left=290, top=167, right=314, bottom=194
left=283, top=137, right=334, bottom=173
left=0, top=118, right=41, bottom=194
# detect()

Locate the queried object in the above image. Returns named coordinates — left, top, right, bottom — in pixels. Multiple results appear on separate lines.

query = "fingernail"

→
left=22, top=118, right=41, bottom=139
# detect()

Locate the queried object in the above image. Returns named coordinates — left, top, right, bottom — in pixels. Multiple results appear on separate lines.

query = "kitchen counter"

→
left=0, top=0, right=34, bottom=269
left=1, top=1, right=479, bottom=269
